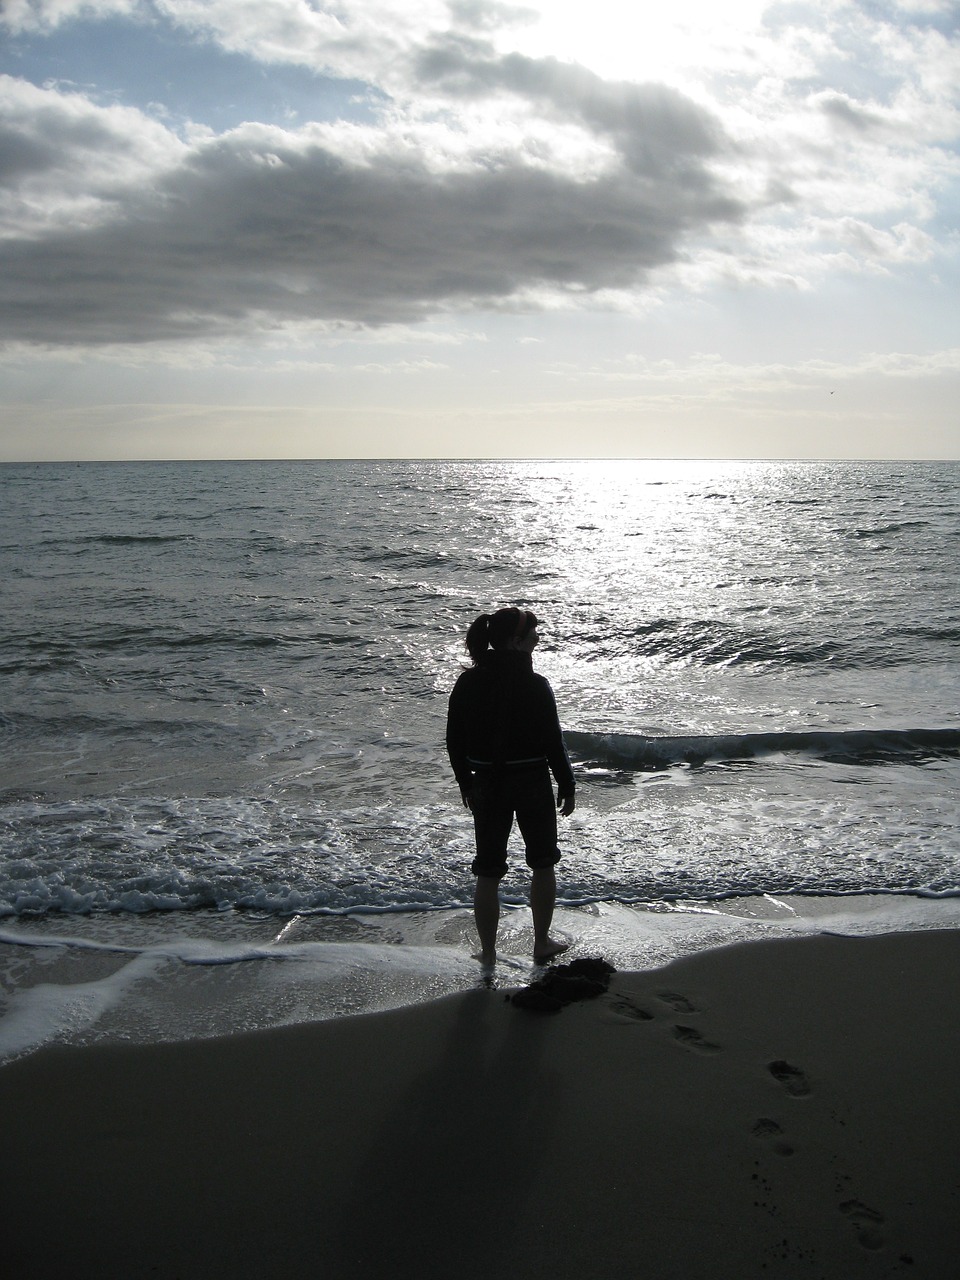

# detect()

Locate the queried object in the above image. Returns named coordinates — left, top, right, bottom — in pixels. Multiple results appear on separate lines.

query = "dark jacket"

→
left=446, top=650, right=575, bottom=797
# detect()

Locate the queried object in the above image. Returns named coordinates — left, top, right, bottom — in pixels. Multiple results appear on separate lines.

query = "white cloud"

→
left=0, top=0, right=138, bottom=33
left=544, top=346, right=960, bottom=389
left=0, top=0, right=957, bottom=353
left=0, top=75, right=185, bottom=238
left=351, top=357, right=448, bottom=373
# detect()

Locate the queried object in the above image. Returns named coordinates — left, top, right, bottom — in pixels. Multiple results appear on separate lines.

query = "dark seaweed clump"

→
left=510, top=957, right=617, bottom=1014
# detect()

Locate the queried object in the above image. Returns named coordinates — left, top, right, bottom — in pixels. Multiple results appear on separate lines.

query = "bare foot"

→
left=473, top=950, right=497, bottom=967
left=533, top=938, right=569, bottom=963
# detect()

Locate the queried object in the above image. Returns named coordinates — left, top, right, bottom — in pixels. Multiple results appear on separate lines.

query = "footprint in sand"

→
left=673, top=1024, right=720, bottom=1054
left=657, top=991, right=699, bottom=1014
left=840, top=1199, right=885, bottom=1250
left=751, top=1117, right=795, bottom=1156
left=607, top=996, right=654, bottom=1022
left=768, top=1059, right=811, bottom=1096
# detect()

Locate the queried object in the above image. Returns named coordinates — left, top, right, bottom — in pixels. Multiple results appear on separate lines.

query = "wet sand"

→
left=2, top=929, right=958, bottom=1279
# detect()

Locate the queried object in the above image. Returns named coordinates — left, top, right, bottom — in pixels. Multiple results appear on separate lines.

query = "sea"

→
left=2, top=458, right=959, bottom=1061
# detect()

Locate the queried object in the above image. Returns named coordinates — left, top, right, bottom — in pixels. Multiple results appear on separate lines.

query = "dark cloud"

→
left=820, top=94, right=886, bottom=133
left=0, top=103, right=138, bottom=180
left=415, top=40, right=725, bottom=177
left=0, top=66, right=745, bottom=345
left=0, top=123, right=57, bottom=180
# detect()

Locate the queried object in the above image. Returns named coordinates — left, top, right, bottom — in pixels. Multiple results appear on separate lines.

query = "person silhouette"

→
left=446, top=607, right=575, bottom=965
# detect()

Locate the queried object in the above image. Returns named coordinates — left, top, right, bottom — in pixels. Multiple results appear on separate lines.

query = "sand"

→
left=2, top=929, right=958, bottom=1279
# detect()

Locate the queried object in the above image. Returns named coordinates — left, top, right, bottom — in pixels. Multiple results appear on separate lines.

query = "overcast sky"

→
left=1, top=0, right=958, bottom=460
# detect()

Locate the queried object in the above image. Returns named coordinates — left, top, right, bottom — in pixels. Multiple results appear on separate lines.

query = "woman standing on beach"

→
left=446, top=607, right=576, bottom=966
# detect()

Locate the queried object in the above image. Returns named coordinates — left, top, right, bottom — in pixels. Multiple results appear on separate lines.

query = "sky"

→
left=1, top=0, right=958, bottom=460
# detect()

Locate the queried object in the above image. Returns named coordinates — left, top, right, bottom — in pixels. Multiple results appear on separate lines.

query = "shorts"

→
left=468, top=762, right=561, bottom=880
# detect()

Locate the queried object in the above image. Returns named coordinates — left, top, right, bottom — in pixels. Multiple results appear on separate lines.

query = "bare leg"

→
left=473, top=875, right=500, bottom=965
left=530, top=866, right=569, bottom=963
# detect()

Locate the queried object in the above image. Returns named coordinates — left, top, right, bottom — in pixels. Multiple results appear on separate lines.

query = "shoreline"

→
left=2, top=927, right=960, bottom=1277
left=2, top=893, right=960, bottom=1062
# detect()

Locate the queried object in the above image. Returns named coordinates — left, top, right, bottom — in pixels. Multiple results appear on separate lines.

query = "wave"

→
left=570, top=613, right=960, bottom=672
left=851, top=521, right=929, bottom=538
left=564, top=726, right=960, bottom=770
left=355, top=544, right=459, bottom=572
left=39, top=534, right=198, bottom=548
left=576, top=618, right=844, bottom=669
left=0, top=626, right=317, bottom=665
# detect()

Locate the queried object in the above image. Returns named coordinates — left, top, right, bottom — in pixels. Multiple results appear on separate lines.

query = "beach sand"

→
left=2, top=929, right=958, bottom=1279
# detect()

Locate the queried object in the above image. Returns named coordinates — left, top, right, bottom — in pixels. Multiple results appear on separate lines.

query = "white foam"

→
left=0, top=922, right=482, bottom=1062
left=2, top=896, right=958, bottom=1064
left=0, top=952, right=163, bottom=1063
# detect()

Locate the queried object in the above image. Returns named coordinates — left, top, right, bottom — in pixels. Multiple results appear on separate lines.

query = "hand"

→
left=557, top=791, right=575, bottom=817
left=461, top=786, right=474, bottom=811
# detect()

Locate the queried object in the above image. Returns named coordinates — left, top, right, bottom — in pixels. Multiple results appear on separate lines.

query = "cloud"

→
left=545, top=346, right=960, bottom=388
left=1, top=1, right=957, bottom=352
left=0, top=69, right=745, bottom=345
left=412, top=38, right=726, bottom=178
left=819, top=93, right=889, bottom=133
left=1, top=0, right=138, bottom=34
left=352, top=357, right=448, bottom=373
left=0, top=76, right=184, bottom=237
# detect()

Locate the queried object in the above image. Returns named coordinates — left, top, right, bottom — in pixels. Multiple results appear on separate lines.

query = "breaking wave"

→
left=565, top=727, right=960, bottom=770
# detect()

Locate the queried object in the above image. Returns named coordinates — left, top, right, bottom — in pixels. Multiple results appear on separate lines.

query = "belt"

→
left=467, top=756, right=546, bottom=769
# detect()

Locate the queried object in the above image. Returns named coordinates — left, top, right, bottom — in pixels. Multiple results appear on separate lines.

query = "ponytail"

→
left=465, top=613, right=492, bottom=665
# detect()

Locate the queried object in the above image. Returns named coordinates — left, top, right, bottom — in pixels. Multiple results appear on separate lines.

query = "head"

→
left=465, top=607, right=539, bottom=664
